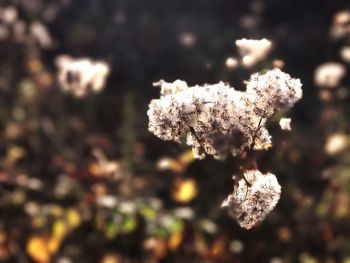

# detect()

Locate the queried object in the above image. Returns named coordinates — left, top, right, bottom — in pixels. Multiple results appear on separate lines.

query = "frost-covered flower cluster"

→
left=235, top=38, right=273, bottom=67
left=55, top=55, right=110, bottom=98
left=148, top=68, right=302, bottom=159
left=221, top=170, right=281, bottom=229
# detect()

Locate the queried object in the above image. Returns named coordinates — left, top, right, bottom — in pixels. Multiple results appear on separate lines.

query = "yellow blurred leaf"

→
left=47, top=235, right=62, bottom=255
left=66, top=208, right=81, bottom=228
left=50, top=205, right=64, bottom=218
left=171, top=178, right=198, bottom=203
left=5, top=146, right=26, bottom=165
left=52, top=220, right=67, bottom=239
left=32, top=215, right=47, bottom=228
left=157, top=151, right=195, bottom=174
left=208, top=237, right=226, bottom=258
left=27, top=236, right=50, bottom=263
left=179, top=150, right=195, bottom=165
left=168, top=232, right=182, bottom=251
left=101, top=254, right=121, bottom=263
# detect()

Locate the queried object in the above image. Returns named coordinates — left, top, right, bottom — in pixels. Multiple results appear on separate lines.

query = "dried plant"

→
left=147, top=64, right=302, bottom=229
left=221, top=170, right=281, bottom=229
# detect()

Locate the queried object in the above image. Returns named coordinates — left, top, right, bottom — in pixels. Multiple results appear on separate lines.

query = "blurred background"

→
left=0, top=0, right=350, bottom=262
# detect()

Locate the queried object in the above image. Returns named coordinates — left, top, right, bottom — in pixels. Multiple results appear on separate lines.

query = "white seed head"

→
left=148, top=68, right=302, bottom=159
left=221, top=170, right=281, bottom=229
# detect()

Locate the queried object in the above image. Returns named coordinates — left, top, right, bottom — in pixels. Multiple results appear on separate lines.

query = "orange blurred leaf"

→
left=168, top=232, right=182, bottom=251
left=144, top=238, right=168, bottom=259
left=26, top=236, right=50, bottom=263
left=27, top=235, right=63, bottom=263
left=172, top=178, right=198, bottom=203
left=157, top=158, right=183, bottom=173
left=178, top=150, right=195, bottom=166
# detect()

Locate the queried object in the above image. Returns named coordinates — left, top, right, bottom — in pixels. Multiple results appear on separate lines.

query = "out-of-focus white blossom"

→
left=148, top=68, right=302, bottom=159
left=229, top=239, right=244, bottom=253
left=0, top=6, right=18, bottom=24
left=279, top=118, right=291, bottom=131
left=225, top=57, right=238, bottom=70
left=55, top=55, right=110, bottom=98
left=97, top=195, right=118, bottom=208
left=239, top=15, right=258, bottom=31
left=340, top=46, right=350, bottom=63
left=235, top=38, right=272, bottom=67
left=324, top=133, right=349, bottom=156
left=221, top=170, right=281, bottom=229
left=314, top=62, right=346, bottom=88
left=272, top=59, right=285, bottom=69
left=199, top=219, right=217, bottom=234
left=0, top=7, right=55, bottom=48
left=330, top=10, right=350, bottom=39
left=29, top=22, right=53, bottom=48
left=174, top=207, right=195, bottom=219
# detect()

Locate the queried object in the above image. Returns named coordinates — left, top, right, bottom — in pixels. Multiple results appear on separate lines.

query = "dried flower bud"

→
left=221, top=170, right=281, bottom=229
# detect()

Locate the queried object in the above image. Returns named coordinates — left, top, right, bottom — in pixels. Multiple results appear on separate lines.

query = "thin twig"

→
left=250, top=117, right=263, bottom=151
left=189, top=126, right=208, bottom=157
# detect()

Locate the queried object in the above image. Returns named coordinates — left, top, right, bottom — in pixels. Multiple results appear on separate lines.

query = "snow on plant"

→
left=147, top=47, right=302, bottom=229
left=55, top=55, right=110, bottom=98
